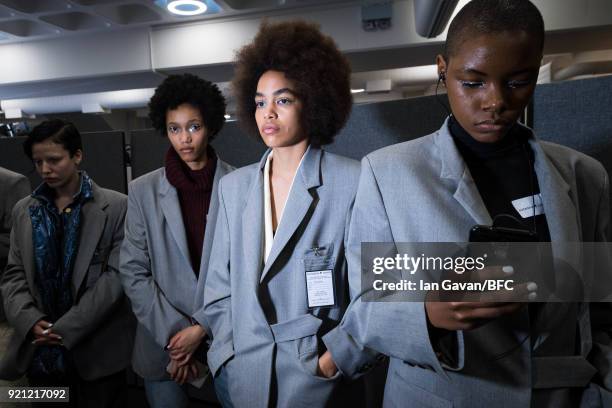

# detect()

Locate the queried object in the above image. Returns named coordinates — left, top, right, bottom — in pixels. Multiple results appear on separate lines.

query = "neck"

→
left=270, top=140, right=308, bottom=178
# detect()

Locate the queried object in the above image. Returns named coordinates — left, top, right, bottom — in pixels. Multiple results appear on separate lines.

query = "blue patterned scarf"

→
left=28, top=172, right=93, bottom=378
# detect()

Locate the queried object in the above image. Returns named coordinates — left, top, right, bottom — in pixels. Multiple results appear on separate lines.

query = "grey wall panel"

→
left=0, top=131, right=126, bottom=193
left=533, top=75, right=612, bottom=202
left=129, top=129, right=170, bottom=179
left=328, top=95, right=449, bottom=160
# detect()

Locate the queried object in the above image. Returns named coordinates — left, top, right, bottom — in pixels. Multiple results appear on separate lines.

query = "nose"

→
left=482, top=83, right=507, bottom=114
left=40, top=161, right=51, bottom=175
left=179, top=128, right=192, bottom=143
left=263, top=104, right=277, bottom=120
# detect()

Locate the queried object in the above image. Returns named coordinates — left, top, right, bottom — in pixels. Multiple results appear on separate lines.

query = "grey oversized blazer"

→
left=120, top=158, right=233, bottom=379
left=202, top=146, right=376, bottom=407
left=338, top=120, right=612, bottom=407
left=0, top=181, right=134, bottom=381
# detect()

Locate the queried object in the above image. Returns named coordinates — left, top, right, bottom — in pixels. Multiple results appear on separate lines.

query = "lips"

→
left=44, top=178, right=59, bottom=184
left=474, top=120, right=509, bottom=132
left=179, top=148, right=194, bottom=154
left=262, top=124, right=280, bottom=135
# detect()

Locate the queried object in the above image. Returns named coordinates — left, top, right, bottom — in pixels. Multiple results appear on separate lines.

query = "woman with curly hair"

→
left=201, top=20, right=376, bottom=407
left=119, top=73, right=233, bottom=407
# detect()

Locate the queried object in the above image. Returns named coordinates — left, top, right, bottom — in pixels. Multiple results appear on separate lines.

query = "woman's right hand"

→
left=425, top=265, right=537, bottom=331
left=31, top=320, right=63, bottom=346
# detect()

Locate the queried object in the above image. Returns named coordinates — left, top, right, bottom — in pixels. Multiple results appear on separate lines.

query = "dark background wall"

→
left=532, top=74, right=612, bottom=184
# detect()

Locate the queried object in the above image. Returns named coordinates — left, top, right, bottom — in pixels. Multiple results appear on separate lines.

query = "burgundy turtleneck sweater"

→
left=164, top=146, right=217, bottom=276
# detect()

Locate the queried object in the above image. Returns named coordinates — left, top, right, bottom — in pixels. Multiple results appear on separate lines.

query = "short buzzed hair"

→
left=445, top=0, right=545, bottom=59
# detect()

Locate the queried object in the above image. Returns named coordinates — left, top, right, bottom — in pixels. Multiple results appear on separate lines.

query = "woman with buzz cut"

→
left=338, top=1, right=612, bottom=407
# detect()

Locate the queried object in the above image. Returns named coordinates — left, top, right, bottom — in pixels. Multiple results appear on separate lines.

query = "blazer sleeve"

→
left=119, top=185, right=190, bottom=349
left=1, top=204, right=46, bottom=341
left=323, top=197, right=383, bottom=378
left=338, top=156, right=461, bottom=378
left=52, top=195, right=129, bottom=349
left=585, top=170, right=612, bottom=403
left=202, top=181, right=234, bottom=377
left=0, top=175, right=30, bottom=261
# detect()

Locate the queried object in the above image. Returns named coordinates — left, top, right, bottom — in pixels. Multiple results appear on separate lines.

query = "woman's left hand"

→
left=317, top=350, right=339, bottom=378
left=168, top=324, right=207, bottom=365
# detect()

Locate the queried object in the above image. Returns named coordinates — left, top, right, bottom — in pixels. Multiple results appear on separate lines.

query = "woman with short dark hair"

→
left=0, top=119, right=134, bottom=408
left=340, top=1, right=612, bottom=406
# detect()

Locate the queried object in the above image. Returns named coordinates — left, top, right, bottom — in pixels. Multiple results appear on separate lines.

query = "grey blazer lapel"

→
left=72, top=185, right=108, bottom=295
left=436, top=123, right=493, bottom=226
left=159, top=174, right=191, bottom=268
left=530, top=139, right=578, bottom=243
left=21, top=202, right=41, bottom=304
left=198, top=158, right=232, bottom=276
left=242, top=154, right=266, bottom=285
left=260, top=146, right=320, bottom=283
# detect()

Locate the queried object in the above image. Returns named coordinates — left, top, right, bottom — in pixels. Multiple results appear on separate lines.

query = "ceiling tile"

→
left=40, top=11, right=108, bottom=31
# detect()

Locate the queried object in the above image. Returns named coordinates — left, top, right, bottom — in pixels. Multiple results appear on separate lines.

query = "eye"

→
left=34, top=160, right=42, bottom=166
left=167, top=125, right=179, bottom=134
left=255, top=100, right=265, bottom=109
left=188, top=124, right=202, bottom=133
left=460, top=81, right=484, bottom=89
left=507, top=79, right=532, bottom=89
left=276, top=97, right=293, bottom=105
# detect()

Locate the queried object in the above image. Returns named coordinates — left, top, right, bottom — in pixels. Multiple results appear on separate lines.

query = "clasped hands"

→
left=31, top=320, right=63, bottom=346
left=167, top=324, right=206, bottom=384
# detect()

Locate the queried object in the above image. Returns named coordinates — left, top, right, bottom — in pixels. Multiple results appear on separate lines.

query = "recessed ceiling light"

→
left=351, top=88, right=366, bottom=94
left=167, top=0, right=208, bottom=16
left=224, top=114, right=231, bottom=119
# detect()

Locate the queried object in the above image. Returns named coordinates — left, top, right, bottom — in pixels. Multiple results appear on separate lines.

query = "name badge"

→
left=306, top=269, right=335, bottom=308
left=512, top=194, right=544, bottom=219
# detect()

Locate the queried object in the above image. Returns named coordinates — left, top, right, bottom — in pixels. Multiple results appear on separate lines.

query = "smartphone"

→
left=469, top=225, right=538, bottom=243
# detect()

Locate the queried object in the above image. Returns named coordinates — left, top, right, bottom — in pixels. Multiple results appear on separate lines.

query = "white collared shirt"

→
left=263, top=150, right=306, bottom=263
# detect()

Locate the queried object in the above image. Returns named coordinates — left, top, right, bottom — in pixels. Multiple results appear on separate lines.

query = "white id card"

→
left=306, top=269, right=335, bottom=308
left=512, top=194, right=544, bottom=219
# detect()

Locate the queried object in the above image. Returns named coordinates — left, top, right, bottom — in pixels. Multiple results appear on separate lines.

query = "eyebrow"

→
left=167, top=119, right=201, bottom=124
left=461, top=67, right=536, bottom=76
left=255, top=88, right=296, bottom=97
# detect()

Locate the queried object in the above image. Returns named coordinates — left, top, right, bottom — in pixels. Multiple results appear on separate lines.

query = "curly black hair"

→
left=148, top=73, right=226, bottom=140
left=232, top=20, right=352, bottom=146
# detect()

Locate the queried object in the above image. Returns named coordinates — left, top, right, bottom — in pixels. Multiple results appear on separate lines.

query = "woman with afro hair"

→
left=200, top=20, right=377, bottom=407
left=119, top=73, right=234, bottom=408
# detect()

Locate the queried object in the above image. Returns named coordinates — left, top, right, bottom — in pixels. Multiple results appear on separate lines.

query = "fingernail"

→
left=527, top=282, right=538, bottom=291
left=528, top=292, right=537, bottom=301
left=502, top=266, right=514, bottom=275
left=42, top=329, right=50, bottom=335
left=57, top=336, right=63, bottom=340
left=47, top=323, right=53, bottom=328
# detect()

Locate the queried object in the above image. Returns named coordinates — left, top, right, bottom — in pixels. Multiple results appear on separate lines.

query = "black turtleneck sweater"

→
left=449, top=116, right=550, bottom=242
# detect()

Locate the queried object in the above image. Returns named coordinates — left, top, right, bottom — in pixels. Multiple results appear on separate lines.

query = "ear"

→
left=73, top=149, right=83, bottom=165
left=436, top=54, right=448, bottom=82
